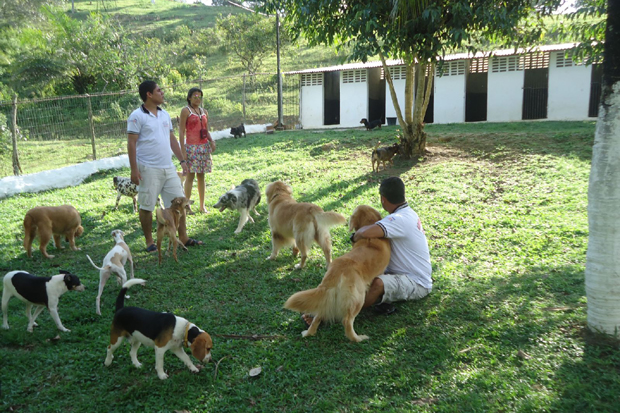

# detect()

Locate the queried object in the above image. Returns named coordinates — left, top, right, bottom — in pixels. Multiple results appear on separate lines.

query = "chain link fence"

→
left=0, top=73, right=300, bottom=178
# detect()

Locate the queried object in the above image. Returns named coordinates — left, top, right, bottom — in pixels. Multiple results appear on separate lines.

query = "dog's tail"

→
left=86, top=254, right=105, bottom=271
left=374, top=141, right=381, bottom=150
left=315, top=211, right=346, bottom=229
left=23, top=214, right=37, bottom=254
left=116, top=279, right=146, bottom=312
left=155, top=208, right=166, bottom=225
left=284, top=287, right=336, bottom=321
left=285, top=278, right=362, bottom=323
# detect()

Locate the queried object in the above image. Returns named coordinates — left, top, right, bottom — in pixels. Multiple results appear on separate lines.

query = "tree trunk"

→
left=379, top=53, right=433, bottom=159
left=585, top=1, right=620, bottom=336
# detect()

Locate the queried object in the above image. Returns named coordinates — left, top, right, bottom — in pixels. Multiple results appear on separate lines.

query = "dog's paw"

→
left=27, top=327, right=34, bottom=333
left=104, top=356, right=113, bottom=366
left=158, top=372, right=169, bottom=380
left=294, top=263, right=304, bottom=270
left=46, top=254, right=55, bottom=259
left=234, top=229, right=242, bottom=234
left=133, top=361, right=143, bottom=369
left=2, top=324, right=9, bottom=330
left=354, top=335, right=369, bottom=342
left=189, top=365, right=200, bottom=373
left=60, top=327, right=71, bottom=332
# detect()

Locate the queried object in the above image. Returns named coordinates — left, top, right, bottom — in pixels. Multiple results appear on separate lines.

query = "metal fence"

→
left=0, top=73, right=300, bottom=178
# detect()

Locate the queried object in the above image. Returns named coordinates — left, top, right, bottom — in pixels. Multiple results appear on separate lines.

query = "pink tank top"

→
left=185, top=106, right=208, bottom=145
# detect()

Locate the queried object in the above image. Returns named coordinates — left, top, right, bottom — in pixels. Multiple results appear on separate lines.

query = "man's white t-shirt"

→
left=376, top=203, right=432, bottom=289
left=127, top=105, right=174, bottom=168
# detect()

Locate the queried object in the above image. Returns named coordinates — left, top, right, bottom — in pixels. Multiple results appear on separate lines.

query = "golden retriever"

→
left=23, top=205, right=84, bottom=259
left=284, top=205, right=391, bottom=342
left=265, top=181, right=346, bottom=269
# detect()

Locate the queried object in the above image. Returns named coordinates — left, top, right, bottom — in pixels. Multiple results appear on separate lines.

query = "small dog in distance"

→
left=230, top=124, right=246, bottom=139
left=371, top=141, right=401, bottom=173
left=360, top=118, right=382, bottom=131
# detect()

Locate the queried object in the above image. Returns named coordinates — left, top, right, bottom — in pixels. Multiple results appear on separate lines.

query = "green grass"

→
left=1, top=121, right=619, bottom=412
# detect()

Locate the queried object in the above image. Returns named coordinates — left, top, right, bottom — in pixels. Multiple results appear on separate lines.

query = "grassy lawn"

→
left=1, top=121, right=619, bottom=412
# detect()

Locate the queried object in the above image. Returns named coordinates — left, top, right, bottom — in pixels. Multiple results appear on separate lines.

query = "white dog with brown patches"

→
left=86, top=229, right=134, bottom=315
left=104, top=279, right=213, bottom=380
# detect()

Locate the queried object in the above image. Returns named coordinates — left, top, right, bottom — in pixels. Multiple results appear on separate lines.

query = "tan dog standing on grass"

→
left=284, top=205, right=391, bottom=342
left=265, top=181, right=346, bottom=269
left=371, top=141, right=400, bottom=173
left=156, top=197, right=192, bottom=264
left=23, top=205, right=84, bottom=259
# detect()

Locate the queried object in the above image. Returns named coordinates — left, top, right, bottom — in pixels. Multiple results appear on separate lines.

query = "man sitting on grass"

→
left=303, top=176, right=432, bottom=326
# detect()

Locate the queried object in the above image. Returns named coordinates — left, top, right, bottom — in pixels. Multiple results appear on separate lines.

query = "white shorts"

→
left=137, top=164, right=184, bottom=212
left=378, top=274, right=431, bottom=304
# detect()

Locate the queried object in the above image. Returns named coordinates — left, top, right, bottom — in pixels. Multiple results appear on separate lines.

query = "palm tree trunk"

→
left=585, top=0, right=620, bottom=336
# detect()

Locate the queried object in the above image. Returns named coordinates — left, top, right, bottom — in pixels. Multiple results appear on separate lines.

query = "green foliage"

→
left=216, top=13, right=285, bottom=75
left=2, top=121, right=620, bottom=412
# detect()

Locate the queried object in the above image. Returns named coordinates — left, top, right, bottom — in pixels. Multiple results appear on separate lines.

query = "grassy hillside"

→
left=69, top=0, right=349, bottom=75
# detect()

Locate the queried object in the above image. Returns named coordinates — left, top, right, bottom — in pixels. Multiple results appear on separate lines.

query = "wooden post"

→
left=11, top=95, right=22, bottom=176
left=242, top=73, right=247, bottom=123
left=87, top=94, right=97, bottom=160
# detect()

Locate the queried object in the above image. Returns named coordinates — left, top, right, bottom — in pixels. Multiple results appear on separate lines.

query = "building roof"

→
left=285, top=43, right=579, bottom=75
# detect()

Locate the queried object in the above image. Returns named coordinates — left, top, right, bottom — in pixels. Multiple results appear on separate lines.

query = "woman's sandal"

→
left=184, top=238, right=203, bottom=247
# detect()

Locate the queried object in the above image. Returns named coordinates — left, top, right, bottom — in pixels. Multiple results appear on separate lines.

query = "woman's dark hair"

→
left=186, top=87, right=203, bottom=105
left=379, top=177, right=406, bottom=204
left=139, top=80, right=158, bottom=102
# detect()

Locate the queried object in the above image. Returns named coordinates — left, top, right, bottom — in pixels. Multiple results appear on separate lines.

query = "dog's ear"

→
left=187, top=199, right=194, bottom=205
left=59, top=269, right=70, bottom=275
left=230, top=194, right=237, bottom=203
left=349, top=207, right=360, bottom=232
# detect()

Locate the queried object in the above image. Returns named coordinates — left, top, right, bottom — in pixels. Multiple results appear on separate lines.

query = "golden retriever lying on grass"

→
left=284, top=205, right=391, bottom=342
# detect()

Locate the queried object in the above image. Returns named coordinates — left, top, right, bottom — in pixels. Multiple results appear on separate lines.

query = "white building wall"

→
left=548, top=51, right=592, bottom=120
left=433, top=61, right=466, bottom=124
left=487, top=56, right=524, bottom=122
left=340, top=69, right=368, bottom=127
left=300, top=85, right=323, bottom=128
left=300, top=73, right=324, bottom=129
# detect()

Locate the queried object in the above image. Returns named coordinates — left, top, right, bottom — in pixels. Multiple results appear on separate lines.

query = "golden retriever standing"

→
left=265, top=181, right=346, bottom=269
left=23, top=205, right=84, bottom=259
left=284, top=205, right=391, bottom=342
left=156, top=197, right=190, bottom=264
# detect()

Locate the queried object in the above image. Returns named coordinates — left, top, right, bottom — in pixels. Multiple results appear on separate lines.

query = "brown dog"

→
left=284, top=205, right=391, bottom=342
left=371, top=141, right=400, bottom=173
left=155, top=197, right=190, bottom=264
left=265, top=181, right=346, bottom=269
left=23, top=205, right=84, bottom=259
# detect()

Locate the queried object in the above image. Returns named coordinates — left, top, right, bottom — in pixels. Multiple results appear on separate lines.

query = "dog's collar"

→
left=183, top=323, right=191, bottom=347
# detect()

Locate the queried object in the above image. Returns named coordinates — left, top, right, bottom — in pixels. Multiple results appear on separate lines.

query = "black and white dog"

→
left=113, top=176, right=138, bottom=213
left=2, top=270, right=85, bottom=332
left=230, top=124, right=246, bottom=139
left=213, top=179, right=261, bottom=234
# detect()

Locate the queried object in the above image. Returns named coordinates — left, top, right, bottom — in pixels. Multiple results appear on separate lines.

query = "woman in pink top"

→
left=179, top=87, right=216, bottom=214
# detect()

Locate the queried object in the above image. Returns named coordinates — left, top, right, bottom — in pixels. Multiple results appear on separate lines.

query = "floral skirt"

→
left=185, top=144, right=212, bottom=174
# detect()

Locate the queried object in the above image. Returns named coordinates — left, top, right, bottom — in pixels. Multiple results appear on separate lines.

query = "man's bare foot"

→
left=199, top=207, right=208, bottom=214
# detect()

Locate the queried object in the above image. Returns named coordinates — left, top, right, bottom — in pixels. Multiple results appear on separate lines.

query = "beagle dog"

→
left=86, top=229, right=134, bottom=315
left=2, top=270, right=85, bottom=332
left=104, top=279, right=213, bottom=380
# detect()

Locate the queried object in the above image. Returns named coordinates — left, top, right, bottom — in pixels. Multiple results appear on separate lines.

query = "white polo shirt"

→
left=376, top=203, right=432, bottom=289
left=127, top=105, right=174, bottom=168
